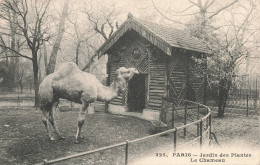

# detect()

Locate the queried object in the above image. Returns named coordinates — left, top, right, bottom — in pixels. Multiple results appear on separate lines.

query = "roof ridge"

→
left=135, top=18, right=205, bottom=42
left=135, top=18, right=186, bottom=32
left=96, top=14, right=210, bottom=56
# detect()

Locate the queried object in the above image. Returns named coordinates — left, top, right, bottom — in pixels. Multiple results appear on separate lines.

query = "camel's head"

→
left=116, top=67, right=139, bottom=82
left=114, top=67, right=139, bottom=93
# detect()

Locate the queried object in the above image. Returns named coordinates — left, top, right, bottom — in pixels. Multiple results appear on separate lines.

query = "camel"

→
left=39, top=62, right=139, bottom=143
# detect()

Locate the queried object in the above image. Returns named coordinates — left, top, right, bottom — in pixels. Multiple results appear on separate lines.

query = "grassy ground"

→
left=0, top=107, right=177, bottom=165
left=0, top=90, right=259, bottom=165
left=211, top=112, right=260, bottom=148
left=0, top=106, right=259, bottom=165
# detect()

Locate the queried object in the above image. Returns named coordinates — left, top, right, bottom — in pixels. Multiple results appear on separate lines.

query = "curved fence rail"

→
left=35, top=98, right=212, bottom=165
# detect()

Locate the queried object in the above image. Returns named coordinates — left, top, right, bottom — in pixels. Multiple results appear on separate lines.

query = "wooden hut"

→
left=96, top=14, right=209, bottom=117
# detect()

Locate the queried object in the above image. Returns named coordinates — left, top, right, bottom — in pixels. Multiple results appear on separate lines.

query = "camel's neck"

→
left=97, top=79, right=124, bottom=102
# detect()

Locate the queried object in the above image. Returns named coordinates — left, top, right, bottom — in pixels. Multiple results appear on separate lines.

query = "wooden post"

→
left=17, top=95, right=20, bottom=107
left=125, top=141, right=129, bottom=165
left=173, top=129, right=177, bottom=152
left=105, top=57, right=111, bottom=113
left=240, top=87, right=241, bottom=100
left=197, top=104, right=200, bottom=137
left=255, top=77, right=257, bottom=109
left=184, top=102, right=187, bottom=138
left=208, top=112, right=211, bottom=145
left=256, top=77, right=258, bottom=99
left=203, top=55, right=208, bottom=105
left=172, top=101, right=175, bottom=129
left=206, top=108, right=209, bottom=127
left=105, top=102, right=109, bottom=113
left=209, top=113, right=212, bottom=142
left=246, top=95, right=249, bottom=117
left=200, top=120, right=203, bottom=149
left=43, top=159, right=48, bottom=165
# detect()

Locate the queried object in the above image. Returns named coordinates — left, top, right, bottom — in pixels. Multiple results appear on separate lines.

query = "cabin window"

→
left=132, top=48, right=141, bottom=60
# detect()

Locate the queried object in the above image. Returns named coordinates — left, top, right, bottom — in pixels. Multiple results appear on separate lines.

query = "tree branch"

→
left=107, top=19, right=114, bottom=38
left=0, top=44, right=33, bottom=60
left=208, top=0, right=238, bottom=19
left=151, top=0, right=186, bottom=26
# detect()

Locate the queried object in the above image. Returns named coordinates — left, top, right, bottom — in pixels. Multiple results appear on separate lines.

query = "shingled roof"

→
left=96, top=13, right=210, bottom=57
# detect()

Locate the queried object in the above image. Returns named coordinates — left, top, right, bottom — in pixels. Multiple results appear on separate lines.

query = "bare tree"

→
left=82, top=0, right=120, bottom=71
left=186, top=0, right=258, bottom=117
left=67, top=14, right=95, bottom=67
left=0, top=3, right=22, bottom=89
left=46, top=0, right=69, bottom=75
left=152, top=0, right=258, bottom=116
left=0, top=0, right=51, bottom=106
left=15, top=60, right=32, bottom=93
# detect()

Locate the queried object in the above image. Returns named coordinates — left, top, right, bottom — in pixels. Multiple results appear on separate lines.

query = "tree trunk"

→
left=218, top=77, right=231, bottom=117
left=20, top=83, right=23, bottom=93
left=32, top=52, right=39, bottom=108
left=75, top=42, right=80, bottom=66
left=46, top=0, right=68, bottom=75
left=43, top=43, right=48, bottom=75
left=38, top=49, right=42, bottom=81
left=7, top=9, right=18, bottom=90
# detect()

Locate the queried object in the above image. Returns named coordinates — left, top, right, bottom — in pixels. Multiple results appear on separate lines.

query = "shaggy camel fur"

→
left=39, top=62, right=138, bottom=143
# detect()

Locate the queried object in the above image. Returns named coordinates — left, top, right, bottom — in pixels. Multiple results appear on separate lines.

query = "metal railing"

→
left=36, top=99, right=212, bottom=165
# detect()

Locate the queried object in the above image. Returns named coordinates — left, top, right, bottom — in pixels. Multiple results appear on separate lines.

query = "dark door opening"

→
left=127, top=74, right=146, bottom=112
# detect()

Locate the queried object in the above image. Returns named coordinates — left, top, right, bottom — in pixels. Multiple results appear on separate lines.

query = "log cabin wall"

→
left=167, top=49, right=205, bottom=106
left=108, top=31, right=150, bottom=107
left=189, top=55, right=206, bottom=103
left=109, top=52, right=125, bottom=106
left=108, top=31, right=167, bottom=110
left=98, top=15, right=210, bottom=112
left=148, top=46, right=167, bottom=110
left=167, top=52, right=187, bottom=105
left=107, top=30, right=205, bottom=111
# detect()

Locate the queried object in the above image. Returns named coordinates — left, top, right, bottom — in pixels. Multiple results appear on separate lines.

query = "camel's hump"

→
left=55, top=62, right=82, bottom=77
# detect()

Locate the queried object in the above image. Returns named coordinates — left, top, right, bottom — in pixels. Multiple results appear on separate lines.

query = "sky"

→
left=1, top=0, right=259, bottom=75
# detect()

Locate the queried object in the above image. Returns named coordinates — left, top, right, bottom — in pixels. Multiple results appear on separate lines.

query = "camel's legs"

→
left=49, top=101, right=65, bottom=140
left=42, top=111, right=53, bottom=140
left=75, top=101, right=89, bottom=143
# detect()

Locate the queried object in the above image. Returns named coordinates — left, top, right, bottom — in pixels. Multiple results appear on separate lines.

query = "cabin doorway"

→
left=127, top=74, right=146, bottom=112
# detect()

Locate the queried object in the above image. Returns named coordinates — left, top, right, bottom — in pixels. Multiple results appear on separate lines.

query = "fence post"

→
left=172, top=102, right=175, bottom=129
left=184, top=102, right=187, bottom=138
left=197, top=105, right=200, bottom=137
left=173, top=128, right=177, bottom=153
left=246, top=95, right=249, bottom=117
left=206, top=108, right=209, bottom=127
left=200, top=119, right=203, bottom=149
left=209, top=113, right=212, bottom=146
left=255, top=77, right=257, bottom=110
left=17, top=94, right=20, bottom=107
left=125, top=141, right=129, bottom=165
left=43, top=159, right=48, bottom=165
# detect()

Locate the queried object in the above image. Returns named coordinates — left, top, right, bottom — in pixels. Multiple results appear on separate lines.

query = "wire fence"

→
left=0, top=89, right=214, bottom=164
left=35, top=98, right=212, bottom=165
left=0, top=88, right=82, bottom=110
left=206, top=87, right=259, bottom=116
left=0, top=87, right=35, bottom=107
